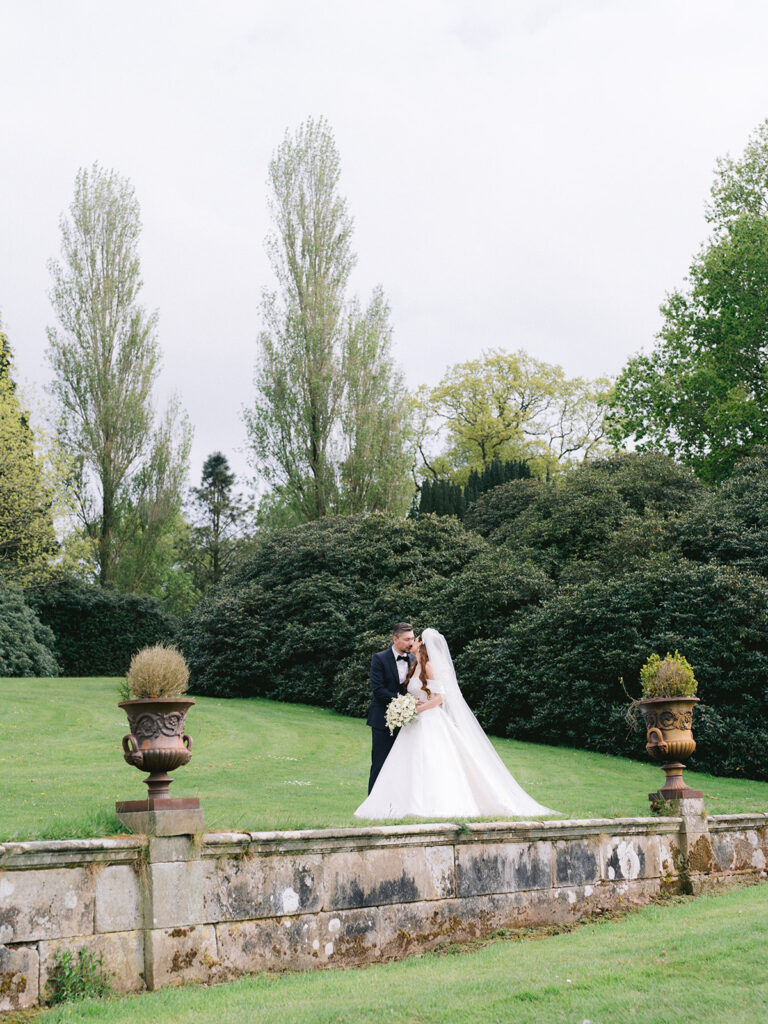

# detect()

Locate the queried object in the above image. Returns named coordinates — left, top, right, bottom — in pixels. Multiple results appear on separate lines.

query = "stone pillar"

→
left=141, top=835, right=215, bottom=990
left=668, top=795, right=713, bottom=894
left=113, top=802, right=209, bottom=990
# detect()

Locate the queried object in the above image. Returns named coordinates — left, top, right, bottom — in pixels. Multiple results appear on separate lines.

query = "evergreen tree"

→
left=418, top=479, right=432, bottom=516
left=185, top=452, right=251, bottom=590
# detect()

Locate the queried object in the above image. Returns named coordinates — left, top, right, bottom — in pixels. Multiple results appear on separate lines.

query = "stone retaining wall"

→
left=2, top=810, right=767, bottom=1011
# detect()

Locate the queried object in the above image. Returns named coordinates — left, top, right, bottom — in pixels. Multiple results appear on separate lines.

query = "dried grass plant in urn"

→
left=118, top=644, right=195, bottom=801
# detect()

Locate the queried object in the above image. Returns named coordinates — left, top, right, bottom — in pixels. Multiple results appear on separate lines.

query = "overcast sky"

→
left=3, top=0, right=768, bottom=485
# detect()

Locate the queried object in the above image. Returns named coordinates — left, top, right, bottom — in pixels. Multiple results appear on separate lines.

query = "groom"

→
left=366, top=622, right=415, bottom=793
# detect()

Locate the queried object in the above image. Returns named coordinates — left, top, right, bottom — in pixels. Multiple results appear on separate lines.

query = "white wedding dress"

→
left=354, top=629, right=556, bottom=820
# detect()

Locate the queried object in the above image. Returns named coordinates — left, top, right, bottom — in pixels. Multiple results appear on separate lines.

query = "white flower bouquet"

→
left=385, top=693, right=419, bottom=735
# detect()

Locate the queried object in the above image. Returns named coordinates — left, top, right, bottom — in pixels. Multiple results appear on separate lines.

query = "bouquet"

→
left=385, top=693, right=419, bottom=735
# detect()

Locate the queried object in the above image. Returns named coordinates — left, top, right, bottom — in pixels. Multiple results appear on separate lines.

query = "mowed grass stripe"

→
left=1, top=678, right=768, bottom=841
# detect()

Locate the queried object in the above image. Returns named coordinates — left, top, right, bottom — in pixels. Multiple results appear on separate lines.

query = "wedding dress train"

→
left=354, top=629, right=556, bottom=819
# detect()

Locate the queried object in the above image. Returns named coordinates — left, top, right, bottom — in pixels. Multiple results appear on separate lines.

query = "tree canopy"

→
left=0, top=320, right=66, bottom=586
left=609, top=119, right=768, bottom=482
left=420, top=349, right=609, bottom=481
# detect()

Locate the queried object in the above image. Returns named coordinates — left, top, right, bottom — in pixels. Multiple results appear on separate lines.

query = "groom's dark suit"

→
left=366, top=648, right=414, bottom=794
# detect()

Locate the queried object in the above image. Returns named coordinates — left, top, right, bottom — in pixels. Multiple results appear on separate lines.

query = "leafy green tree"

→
left=610, top=120, right=768, bottom=483
left=675, top=448, right=768, bottom=578
left=179, top=513, right=487, bottom=702
left=0, top=320, right=65, bottom=586
left=424, top=349, right=609, bottom=480
left=338, top=290, right=412, bottom=514
left=244, top=118, right=412, bottom=522
left=46, top=163, right=192, bottom=586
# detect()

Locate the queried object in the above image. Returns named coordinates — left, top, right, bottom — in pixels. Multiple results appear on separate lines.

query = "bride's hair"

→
left=405, top=639, right=431, bottom=699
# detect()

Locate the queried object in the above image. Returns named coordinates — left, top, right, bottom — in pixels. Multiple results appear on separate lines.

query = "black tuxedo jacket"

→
left=366, top=648, right=414, bottom=730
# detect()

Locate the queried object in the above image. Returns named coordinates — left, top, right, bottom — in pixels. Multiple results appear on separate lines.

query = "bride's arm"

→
left=416, top=693, right=444, bottom=712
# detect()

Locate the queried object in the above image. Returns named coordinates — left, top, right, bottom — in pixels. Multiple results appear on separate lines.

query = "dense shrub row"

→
left=179, top=514, right=549, bottom=708
left=26, top=581, right=178, bottom=676
left=0, top=582, right=177, bottom=678
left=7, top=450, right=768, bottom=782
left=182, top=450, right=768, bottom=781
left=456, top=559, right=768, bottom=779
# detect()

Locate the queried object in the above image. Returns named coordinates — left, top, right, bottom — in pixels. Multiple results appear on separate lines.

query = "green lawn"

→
left=30, top=882, right=768, bottom=1024
left=1, top=678, right=768, bottom=842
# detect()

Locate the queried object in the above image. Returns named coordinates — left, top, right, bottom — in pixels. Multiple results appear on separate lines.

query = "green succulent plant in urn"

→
left=635, top=650, right=701, bottom=803
left=118, top=644, right=195, bottom=801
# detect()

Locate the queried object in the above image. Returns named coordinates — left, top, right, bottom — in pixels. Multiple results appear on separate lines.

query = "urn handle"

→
left=122, top=733, right=144, bottom=767
left=647, top=727, right=668, bottom=755
left=183, top=733, right=193, bottom=752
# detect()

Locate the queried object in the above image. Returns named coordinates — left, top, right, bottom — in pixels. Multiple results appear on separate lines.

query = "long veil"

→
left=421, top=628, right=556, bottom=816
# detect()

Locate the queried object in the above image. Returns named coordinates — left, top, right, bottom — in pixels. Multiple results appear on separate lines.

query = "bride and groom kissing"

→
left=354, top=622, right=555, bottom=820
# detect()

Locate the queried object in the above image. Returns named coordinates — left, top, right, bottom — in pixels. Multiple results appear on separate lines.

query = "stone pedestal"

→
left=650, top=794, right=712, bottom=893
left=649, top=763, right=702, bottom=806
left=116, top=797, right=204, bottom=837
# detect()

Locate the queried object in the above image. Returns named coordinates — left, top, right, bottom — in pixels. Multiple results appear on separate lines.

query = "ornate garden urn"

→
left=119, top=697, right=195, bottom=800
left=637, top=695, right=702, bottom=802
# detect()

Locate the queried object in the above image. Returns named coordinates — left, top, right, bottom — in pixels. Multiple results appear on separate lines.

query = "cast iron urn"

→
left=637, top=695, right=701, bottom=802
left=119, top=697, right=195, bottom=800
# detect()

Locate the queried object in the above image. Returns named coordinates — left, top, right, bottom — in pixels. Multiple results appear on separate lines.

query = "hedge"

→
left=27, top=580, right=179, bottom=676
left=455, top=558, right=768, bottom=779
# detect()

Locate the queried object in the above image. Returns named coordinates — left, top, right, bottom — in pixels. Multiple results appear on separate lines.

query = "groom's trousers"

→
left=368, top=727, right=396, bottom=793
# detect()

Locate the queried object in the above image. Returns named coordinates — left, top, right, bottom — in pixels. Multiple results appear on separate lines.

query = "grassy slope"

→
left=33, top=883, right=768, bottom=1024
left=1, top=678, right=767, bottom=841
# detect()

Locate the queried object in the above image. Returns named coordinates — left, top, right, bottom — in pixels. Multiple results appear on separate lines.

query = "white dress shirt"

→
left=392, top=645, right=410, bottom=684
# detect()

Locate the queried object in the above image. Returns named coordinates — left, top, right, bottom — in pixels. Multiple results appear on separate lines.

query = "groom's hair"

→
left=392, top=622, right=413, bottom=637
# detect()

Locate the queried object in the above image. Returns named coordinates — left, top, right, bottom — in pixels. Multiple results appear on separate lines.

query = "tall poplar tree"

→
left=47, top=163, right=192, bottom=586
left=244, top=118, right=411, bottom=522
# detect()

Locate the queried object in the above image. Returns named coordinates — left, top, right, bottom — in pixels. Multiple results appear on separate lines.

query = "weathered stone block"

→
left=39, top=931, right=145, bottom=995
left=215, top=907, right=381, bottom=974
left=325, top=845, right=454, bottom=909
left=317, top=907, right=379, bottom=964
left=711, top=830, right=767, bottom=873
left=658, top=833, right=681, bottom=881
left=0, top=943, right=38, bottom=1011
left=202, top=854, right=324, bottom=923
left=144, top=924, right=216, bottom=989
left=554, top=839, right=600, bottom=887
left=95, top=864, right=143, bottom=933
left=601, top=834, right=660, bottom=882
left=456, top=841, right=552, bottom=897
left=116, top=807, right=205, bottom=837
left=0, top=866, right=94, bottom=943
left=377, top=898, right=466, bottom=958
left=146, top=859, right=204, bottom=929
left=148, top=836, right=200, bottom=863
left=215, top=913, right=322, bottom=973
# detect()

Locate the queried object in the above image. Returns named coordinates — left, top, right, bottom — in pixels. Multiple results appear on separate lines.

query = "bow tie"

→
left=396, top=655, right=409, bottom=662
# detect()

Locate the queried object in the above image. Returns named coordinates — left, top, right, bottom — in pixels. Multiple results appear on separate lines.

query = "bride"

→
left=354, top=628, right=556, bottom=819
